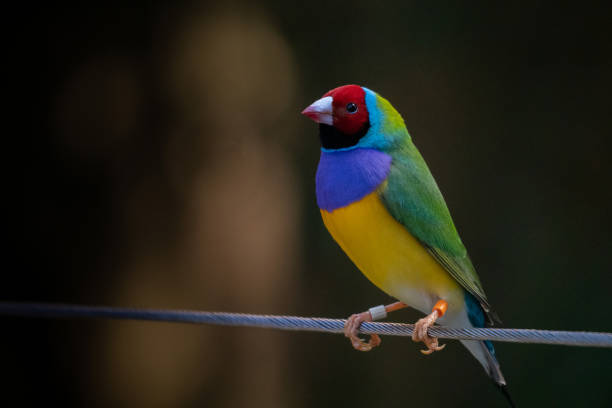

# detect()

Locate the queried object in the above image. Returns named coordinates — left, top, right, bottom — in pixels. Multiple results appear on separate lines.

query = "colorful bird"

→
left=302, top=85, right=513, bottom=405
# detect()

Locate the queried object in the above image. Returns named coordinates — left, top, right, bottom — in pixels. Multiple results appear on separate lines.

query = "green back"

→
left=371, top=95, right=494, bottom=315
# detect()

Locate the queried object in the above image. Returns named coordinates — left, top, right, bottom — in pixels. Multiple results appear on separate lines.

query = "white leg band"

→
left=368, top=305, right=388, bottom=321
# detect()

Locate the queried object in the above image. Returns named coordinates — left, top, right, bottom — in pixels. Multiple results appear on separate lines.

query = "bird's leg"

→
left=412, top=299, right=448, bottom=355
left=344, top=301, right=408, bottom=351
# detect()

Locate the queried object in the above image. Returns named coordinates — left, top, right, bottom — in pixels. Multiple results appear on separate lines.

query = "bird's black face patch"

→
left=319, top=122, right=370, bottom=150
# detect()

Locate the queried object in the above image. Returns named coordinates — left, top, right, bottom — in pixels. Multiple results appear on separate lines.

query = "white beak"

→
left=301, top=96, right=333, bottom=126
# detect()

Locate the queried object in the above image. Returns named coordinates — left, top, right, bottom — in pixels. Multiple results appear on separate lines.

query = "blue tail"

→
left=464, top=292, right=515, bottom=407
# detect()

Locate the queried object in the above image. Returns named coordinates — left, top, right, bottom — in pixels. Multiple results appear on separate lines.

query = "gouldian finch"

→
left=302, top=85, right=513, bottom=404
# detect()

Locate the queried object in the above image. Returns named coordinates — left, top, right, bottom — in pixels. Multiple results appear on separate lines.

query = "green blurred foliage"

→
left=5, top=1, right=611, bottom=407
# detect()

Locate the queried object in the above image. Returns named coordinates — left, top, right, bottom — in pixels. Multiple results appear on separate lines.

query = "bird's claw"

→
left=419, top=337, right=446, bottom=355
left=412, top=311, right=445, bottom=355
left=344, top=312, right=382, bottom=352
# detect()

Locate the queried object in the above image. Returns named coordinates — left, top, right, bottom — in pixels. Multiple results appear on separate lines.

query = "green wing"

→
left=380, top=142, right=496, bottom=317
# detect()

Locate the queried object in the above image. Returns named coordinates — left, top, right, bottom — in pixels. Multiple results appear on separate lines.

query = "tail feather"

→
left=482, top=341, right=515, bottom=407
left=498, top=383, right=516, bottom=408
left=460, top=293, right=514, bottom=405
left=482, top=340, right=506, bottom=386
left=460, top=339, right=515, bottom=406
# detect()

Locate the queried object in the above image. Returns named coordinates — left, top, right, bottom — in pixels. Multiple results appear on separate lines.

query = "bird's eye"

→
left=346, top=103, right=358, bottom=113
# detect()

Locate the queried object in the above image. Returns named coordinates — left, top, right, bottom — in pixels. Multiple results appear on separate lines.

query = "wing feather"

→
left=380, top=143, right=498, bottom=323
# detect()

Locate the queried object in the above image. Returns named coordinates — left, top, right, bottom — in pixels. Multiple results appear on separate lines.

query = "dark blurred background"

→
left=5, top=2, right=612, bottom=407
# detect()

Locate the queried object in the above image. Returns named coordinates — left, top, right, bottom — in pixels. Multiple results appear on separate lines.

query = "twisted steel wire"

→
left=1, top=302, right=611, bottom=348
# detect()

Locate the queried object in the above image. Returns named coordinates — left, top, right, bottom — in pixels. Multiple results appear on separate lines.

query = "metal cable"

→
left=1, top=302, right=611, bottom=348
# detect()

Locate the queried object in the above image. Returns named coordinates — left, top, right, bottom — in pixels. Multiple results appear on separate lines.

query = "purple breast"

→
left=316, top=148, right=392, bottom=211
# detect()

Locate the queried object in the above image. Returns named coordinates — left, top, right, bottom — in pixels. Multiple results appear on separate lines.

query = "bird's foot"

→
left=412, top=300, right=448, bottom=355
left=344, top=311, right=381, bottom=352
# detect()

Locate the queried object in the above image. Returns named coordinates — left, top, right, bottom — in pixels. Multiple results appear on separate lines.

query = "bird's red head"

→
left=322, top=85, right=369, bottom=134
left=302, top=85, right=370, bottom=149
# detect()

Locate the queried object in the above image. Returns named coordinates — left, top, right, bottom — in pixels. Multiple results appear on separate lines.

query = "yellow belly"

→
left=321, top=190, right=464, bottom=315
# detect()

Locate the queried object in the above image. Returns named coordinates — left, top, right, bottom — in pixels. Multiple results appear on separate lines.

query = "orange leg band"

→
left=432, top=299, right=448, bottom=317
left=385, top=301, right=408, bottom=313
